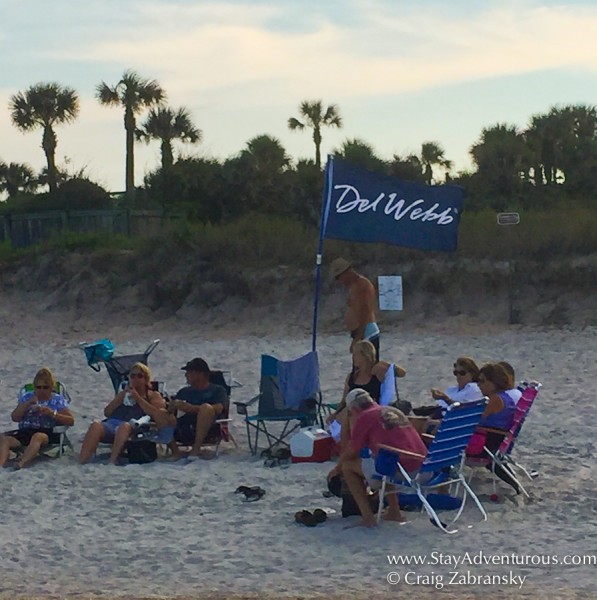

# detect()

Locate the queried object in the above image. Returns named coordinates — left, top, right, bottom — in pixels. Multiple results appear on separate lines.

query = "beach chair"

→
left=234, top=351, right=321, bottom=455
left=81, top=339, right=160, bottom=392
left=466, top=381, right=542, bottom=498
left=172, top=370, right=240, bottom=457
left=373, top=398, right=488, bottom=534
left=15, top=382, right=73, bottom=458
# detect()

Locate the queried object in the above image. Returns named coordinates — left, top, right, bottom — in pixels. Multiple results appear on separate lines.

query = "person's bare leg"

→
left=188, top=404, right=221, bottom=456
left=79, top=422, right=106, bottom=464
left=337, top=409, right=351, bottom=452
left=343, top=457, right=377, bottom=528
left=17, top=432, right=49, bottom=468
left=0, top=435, right=21, bottom=467
left=383, top=484, right=406, bottom=522
left=110, top=423, right=133, bottom=464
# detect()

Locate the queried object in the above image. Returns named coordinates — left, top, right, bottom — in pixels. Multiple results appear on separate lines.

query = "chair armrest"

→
left=421, top=433, right=435, bottom=440
left=394, top=365, right=407, bottom=378
left=215, top=417, right=233, bottom=424
left=52, top=426, right=70, bottom=433
left=377, top=443, right=427, bottom=460
left=477, top=426, right=508, bottom=435
left=233, top=394, right=260, bottom=415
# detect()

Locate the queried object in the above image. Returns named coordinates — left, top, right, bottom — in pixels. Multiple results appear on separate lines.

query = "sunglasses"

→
left=129, top=372, right=145, bottom=379
left=453, top=369, right=468, bottom=376
left=36, top=385, right=50, bottom=390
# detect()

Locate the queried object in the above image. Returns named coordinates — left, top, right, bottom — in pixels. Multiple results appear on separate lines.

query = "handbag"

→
left=83, top=339, right=115, bottom=367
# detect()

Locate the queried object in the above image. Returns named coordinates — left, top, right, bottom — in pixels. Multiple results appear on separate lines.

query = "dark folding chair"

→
left=234, top=352, right=321, bottom=455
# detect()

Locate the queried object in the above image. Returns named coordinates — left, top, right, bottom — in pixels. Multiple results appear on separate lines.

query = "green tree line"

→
left=2, top=70, right=597, bottom=225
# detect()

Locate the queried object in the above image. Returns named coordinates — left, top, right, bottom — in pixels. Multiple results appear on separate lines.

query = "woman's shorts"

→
left=100, top=418, right=128, bottom=442
left=3, top=428, right=60, bottom=446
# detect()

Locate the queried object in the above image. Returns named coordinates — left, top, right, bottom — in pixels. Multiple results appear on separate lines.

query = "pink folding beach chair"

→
left=466, top=381, right=541, bottom=498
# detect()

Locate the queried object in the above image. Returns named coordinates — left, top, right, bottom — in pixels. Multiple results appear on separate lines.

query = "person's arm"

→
left=326, top=375, right=350, bottom=424
left=11, top=395, right=38, bottom=422
left=350, top=279, right=373, bottom=341
left=104, top=391, right=126, bottom=418
left=35, top=397, right=75, bottom=427
left=482, top=393, right=504, bottom=418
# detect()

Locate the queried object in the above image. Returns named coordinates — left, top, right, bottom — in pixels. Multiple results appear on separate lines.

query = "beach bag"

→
left=83, top=339, right=115, bottom=367
left=466, top=430, right=487, bottom=456
left=127, top=440, right=157, bottom=464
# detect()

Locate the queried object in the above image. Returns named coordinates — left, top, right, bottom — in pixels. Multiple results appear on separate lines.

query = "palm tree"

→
left=96, top=70, right=165, bottom=201
left=9, top=83, right=79, bottom=193
left=0, top=161, right=38, bottom=198
left=240, top=134, right=290, bottom=174
left=470, top=124, right=531, bottom=199
left=288, top=100, right=342, bottom=169
left=333, top=138, right=386, bottom=173
left=137, top=106, right=201, bottom=171
left=420, top=141, right=452, bottom=185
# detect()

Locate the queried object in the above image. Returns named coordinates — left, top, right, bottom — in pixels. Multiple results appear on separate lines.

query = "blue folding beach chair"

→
left=234, top=351, right=321, bottom=455
left=373, top=398, right=488, bottom=534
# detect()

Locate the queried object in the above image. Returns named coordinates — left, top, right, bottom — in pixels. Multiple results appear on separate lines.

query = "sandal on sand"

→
left=295, top=510, right=318, bottom=527
left=235, top=486, right=266, bottom=502
left=313, top=508, right=327, bottom=523
left=295, top=508, right=327, bottom=527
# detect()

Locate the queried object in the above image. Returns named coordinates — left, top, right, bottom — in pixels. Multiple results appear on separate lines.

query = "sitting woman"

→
left=414, top=356, right=483, bottom=421
left=0, top=368, right=74, bottom=469
left=79, top=363, right=174, bottom=465
left=468, top=362, right=519, bottom=492
left=326, top=340, right=406, bottom=450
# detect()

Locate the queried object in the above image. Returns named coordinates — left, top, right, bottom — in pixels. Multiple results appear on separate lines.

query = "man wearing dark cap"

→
left=329, top=257, right=380, bottom=358
left=169, top=358, right=228, bottom=458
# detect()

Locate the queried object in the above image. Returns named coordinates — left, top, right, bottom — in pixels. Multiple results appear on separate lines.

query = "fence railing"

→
left=0, top=209, right=183, bottom=248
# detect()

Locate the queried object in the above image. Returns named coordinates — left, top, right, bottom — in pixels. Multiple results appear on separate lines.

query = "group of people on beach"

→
left=0, top=357, right=228, bottom=469
left=1, top=257, right=525, bottom=531
left=325, top=258, right=525, bottom=527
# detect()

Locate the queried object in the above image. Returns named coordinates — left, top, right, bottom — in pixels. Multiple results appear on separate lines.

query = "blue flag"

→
left=322, top=157, right=463, bottom=252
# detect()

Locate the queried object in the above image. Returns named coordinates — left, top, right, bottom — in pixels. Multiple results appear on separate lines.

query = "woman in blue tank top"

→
left=79, top=362, right=174, bottom=464
left=471, top=362, right=520, bottom=493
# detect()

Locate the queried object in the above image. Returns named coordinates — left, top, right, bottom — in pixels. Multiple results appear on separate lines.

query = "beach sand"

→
left=0, top=311, right=596, bottom=600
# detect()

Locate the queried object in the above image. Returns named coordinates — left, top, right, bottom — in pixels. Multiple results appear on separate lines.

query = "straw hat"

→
left=329, top=257, right=352, bottom=280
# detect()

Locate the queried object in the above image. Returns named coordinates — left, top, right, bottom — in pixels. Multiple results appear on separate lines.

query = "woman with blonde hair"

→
left=0, top=367, right=74, bottom=469
left=79, top=362, right=174, bottom=465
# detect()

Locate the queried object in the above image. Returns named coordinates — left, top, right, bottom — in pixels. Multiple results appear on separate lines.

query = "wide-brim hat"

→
left=181, top=357, right=210, bottom=373
left=329, top=257, right=352, bottom=280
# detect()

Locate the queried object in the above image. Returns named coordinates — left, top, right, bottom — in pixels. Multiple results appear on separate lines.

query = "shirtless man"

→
left=330, top=257, right=379, bottom=357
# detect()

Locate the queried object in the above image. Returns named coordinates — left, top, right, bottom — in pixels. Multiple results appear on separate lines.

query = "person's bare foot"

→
left=343, top=515, right=377, bottom=529
left=382, top=510, right=407, bottom=524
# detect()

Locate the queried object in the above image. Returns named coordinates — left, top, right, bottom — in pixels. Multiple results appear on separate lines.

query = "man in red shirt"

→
left=336, top=388, right=427, bottom=528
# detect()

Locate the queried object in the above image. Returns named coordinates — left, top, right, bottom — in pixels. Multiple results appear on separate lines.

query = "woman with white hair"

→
left=331, top=388, right=427, bottom=528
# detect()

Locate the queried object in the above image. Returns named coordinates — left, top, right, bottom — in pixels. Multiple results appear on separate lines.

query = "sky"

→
left=2, top=0, right=597, bottom=192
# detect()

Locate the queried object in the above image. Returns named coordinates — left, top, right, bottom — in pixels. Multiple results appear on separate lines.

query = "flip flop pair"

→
left=294, top=509, right=327, bottom=527
left=235, top=485, right=266, bottom=502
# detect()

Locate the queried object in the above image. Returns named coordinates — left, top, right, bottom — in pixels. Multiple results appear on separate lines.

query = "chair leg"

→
left=376, top=478, right=387, bottom=524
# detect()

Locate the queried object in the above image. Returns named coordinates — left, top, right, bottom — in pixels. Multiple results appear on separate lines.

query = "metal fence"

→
left=0, top=209, right=183, bottom=248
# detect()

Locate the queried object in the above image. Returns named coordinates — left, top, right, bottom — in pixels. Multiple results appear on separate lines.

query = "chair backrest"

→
left=19, top=381, right=71, bottom=405
left=420, top=398, right=488, bottom=474
left=498, top=381, right=541, bottom=456
left=258, top=352, right=320, bottom=417
left=89, top=339, right=160, bottom=391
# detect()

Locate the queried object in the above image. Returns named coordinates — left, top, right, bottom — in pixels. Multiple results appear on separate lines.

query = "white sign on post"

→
left=378, top=276, right=403, bottom=311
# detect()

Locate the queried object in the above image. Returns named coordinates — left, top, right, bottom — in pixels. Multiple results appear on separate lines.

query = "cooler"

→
left=290, top=427, right=334, bottom=463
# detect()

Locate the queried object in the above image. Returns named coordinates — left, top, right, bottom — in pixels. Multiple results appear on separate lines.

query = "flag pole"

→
left=311, top=155, right=334, bottom=352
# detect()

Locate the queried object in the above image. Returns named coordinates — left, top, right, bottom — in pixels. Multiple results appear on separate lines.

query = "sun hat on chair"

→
left=329, top=257, right=352, bottom=280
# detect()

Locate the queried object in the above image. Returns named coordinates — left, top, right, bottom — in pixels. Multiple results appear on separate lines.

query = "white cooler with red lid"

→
left=290, top=427, right=334, bottom=463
